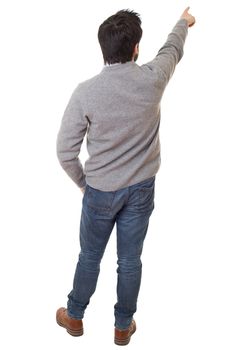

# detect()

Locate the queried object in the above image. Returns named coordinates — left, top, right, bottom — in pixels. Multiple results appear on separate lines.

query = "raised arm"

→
left=141, top=7, right=195, bottom=85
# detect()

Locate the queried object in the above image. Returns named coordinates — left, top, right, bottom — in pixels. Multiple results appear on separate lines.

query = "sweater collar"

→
left=102, top=61, right=136, bottom=71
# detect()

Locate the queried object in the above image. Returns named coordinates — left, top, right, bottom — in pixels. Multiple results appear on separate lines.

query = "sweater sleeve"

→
left=56, top=85, right=88, bottom=188
left=141, top=19, right=188, bottom=85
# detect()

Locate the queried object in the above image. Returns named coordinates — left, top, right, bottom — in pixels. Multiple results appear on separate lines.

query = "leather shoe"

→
left=56, top=307, right=83, bottom=336
left=114, top=320, right=136, bottom=346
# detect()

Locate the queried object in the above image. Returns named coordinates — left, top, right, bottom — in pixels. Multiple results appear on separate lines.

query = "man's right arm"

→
left=141, top=7, right=195, bottom=86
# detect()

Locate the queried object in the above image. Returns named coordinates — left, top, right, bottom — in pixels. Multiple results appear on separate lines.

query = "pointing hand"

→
left=181, top=7, right=196, bottom=27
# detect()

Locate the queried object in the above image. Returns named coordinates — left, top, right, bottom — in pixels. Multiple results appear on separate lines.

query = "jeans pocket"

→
left=85, top=185, right=116, bottom=216
left=138, top=178, right=155, bottom=212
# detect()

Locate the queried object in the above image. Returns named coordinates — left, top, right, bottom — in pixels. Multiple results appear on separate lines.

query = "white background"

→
left=0, top=0, right=233, bottom=349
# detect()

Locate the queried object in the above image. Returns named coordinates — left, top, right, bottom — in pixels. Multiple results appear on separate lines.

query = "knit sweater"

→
left=56, top=19, right=188, bottom=191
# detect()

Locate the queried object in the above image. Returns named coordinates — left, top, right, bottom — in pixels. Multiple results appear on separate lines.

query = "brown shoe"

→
left=56, top=307, right=83, bottom=337
left=114, top=320, right=136, bottom=346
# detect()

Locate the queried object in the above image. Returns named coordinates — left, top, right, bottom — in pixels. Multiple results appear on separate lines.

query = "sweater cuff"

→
left=177, top=18, right=189, bottom=28
left=78, top=175, right=86, bottom=188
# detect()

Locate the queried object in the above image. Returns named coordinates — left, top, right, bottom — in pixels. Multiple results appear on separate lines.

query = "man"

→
left=56, top=7, right=195, bottom=346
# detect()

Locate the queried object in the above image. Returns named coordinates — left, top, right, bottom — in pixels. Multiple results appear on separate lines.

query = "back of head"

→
left=98, top=9, right=142, bottom=65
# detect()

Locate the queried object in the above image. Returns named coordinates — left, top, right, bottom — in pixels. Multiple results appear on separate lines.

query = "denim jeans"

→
left=67, top=176, right=155, bottom=330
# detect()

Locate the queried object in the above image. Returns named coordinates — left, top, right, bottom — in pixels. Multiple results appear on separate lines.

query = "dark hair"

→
left=98, top=9, right=142, bottom=64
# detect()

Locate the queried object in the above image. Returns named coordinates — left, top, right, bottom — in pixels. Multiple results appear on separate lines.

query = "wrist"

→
left=180, top=18, right=189, bottom=26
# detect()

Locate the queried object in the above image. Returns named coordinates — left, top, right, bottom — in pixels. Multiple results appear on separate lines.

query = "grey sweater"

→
left=57, top=19, right=188, bottom=191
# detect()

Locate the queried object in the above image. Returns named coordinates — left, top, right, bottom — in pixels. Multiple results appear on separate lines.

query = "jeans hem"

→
left=114, top=319, right=133, bottom=330
left=67, top=309, right=84, bottom=320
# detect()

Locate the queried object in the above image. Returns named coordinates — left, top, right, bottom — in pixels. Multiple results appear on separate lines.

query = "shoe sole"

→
left=56, top=319, right=84, bottom=337
left=114, top=337, right=131, bottom=346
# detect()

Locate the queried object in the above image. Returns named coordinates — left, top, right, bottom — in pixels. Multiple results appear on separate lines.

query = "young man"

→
left=56, top=7, right=195, bottom=346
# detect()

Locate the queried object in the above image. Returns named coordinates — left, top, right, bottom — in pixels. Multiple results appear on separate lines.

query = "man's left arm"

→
left=56, top=85, right=88, bottom=190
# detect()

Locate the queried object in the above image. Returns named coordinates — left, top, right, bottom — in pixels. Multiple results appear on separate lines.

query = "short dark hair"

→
left=98, top=9, right=142, bottom=64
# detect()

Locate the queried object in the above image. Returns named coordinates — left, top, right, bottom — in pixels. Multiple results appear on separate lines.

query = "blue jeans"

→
left=67, top=176, right=155, bottom=330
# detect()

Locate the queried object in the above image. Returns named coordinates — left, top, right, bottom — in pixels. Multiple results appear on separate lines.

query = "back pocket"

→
left=138, top=178, right=155, bottom=212
left=85, top=185, right=116, bottom=216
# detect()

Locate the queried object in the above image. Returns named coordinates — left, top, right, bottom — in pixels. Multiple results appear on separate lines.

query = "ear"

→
left=135, top=43, right=139, bottom=54
left=132, top=43, right=139, bottom=61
